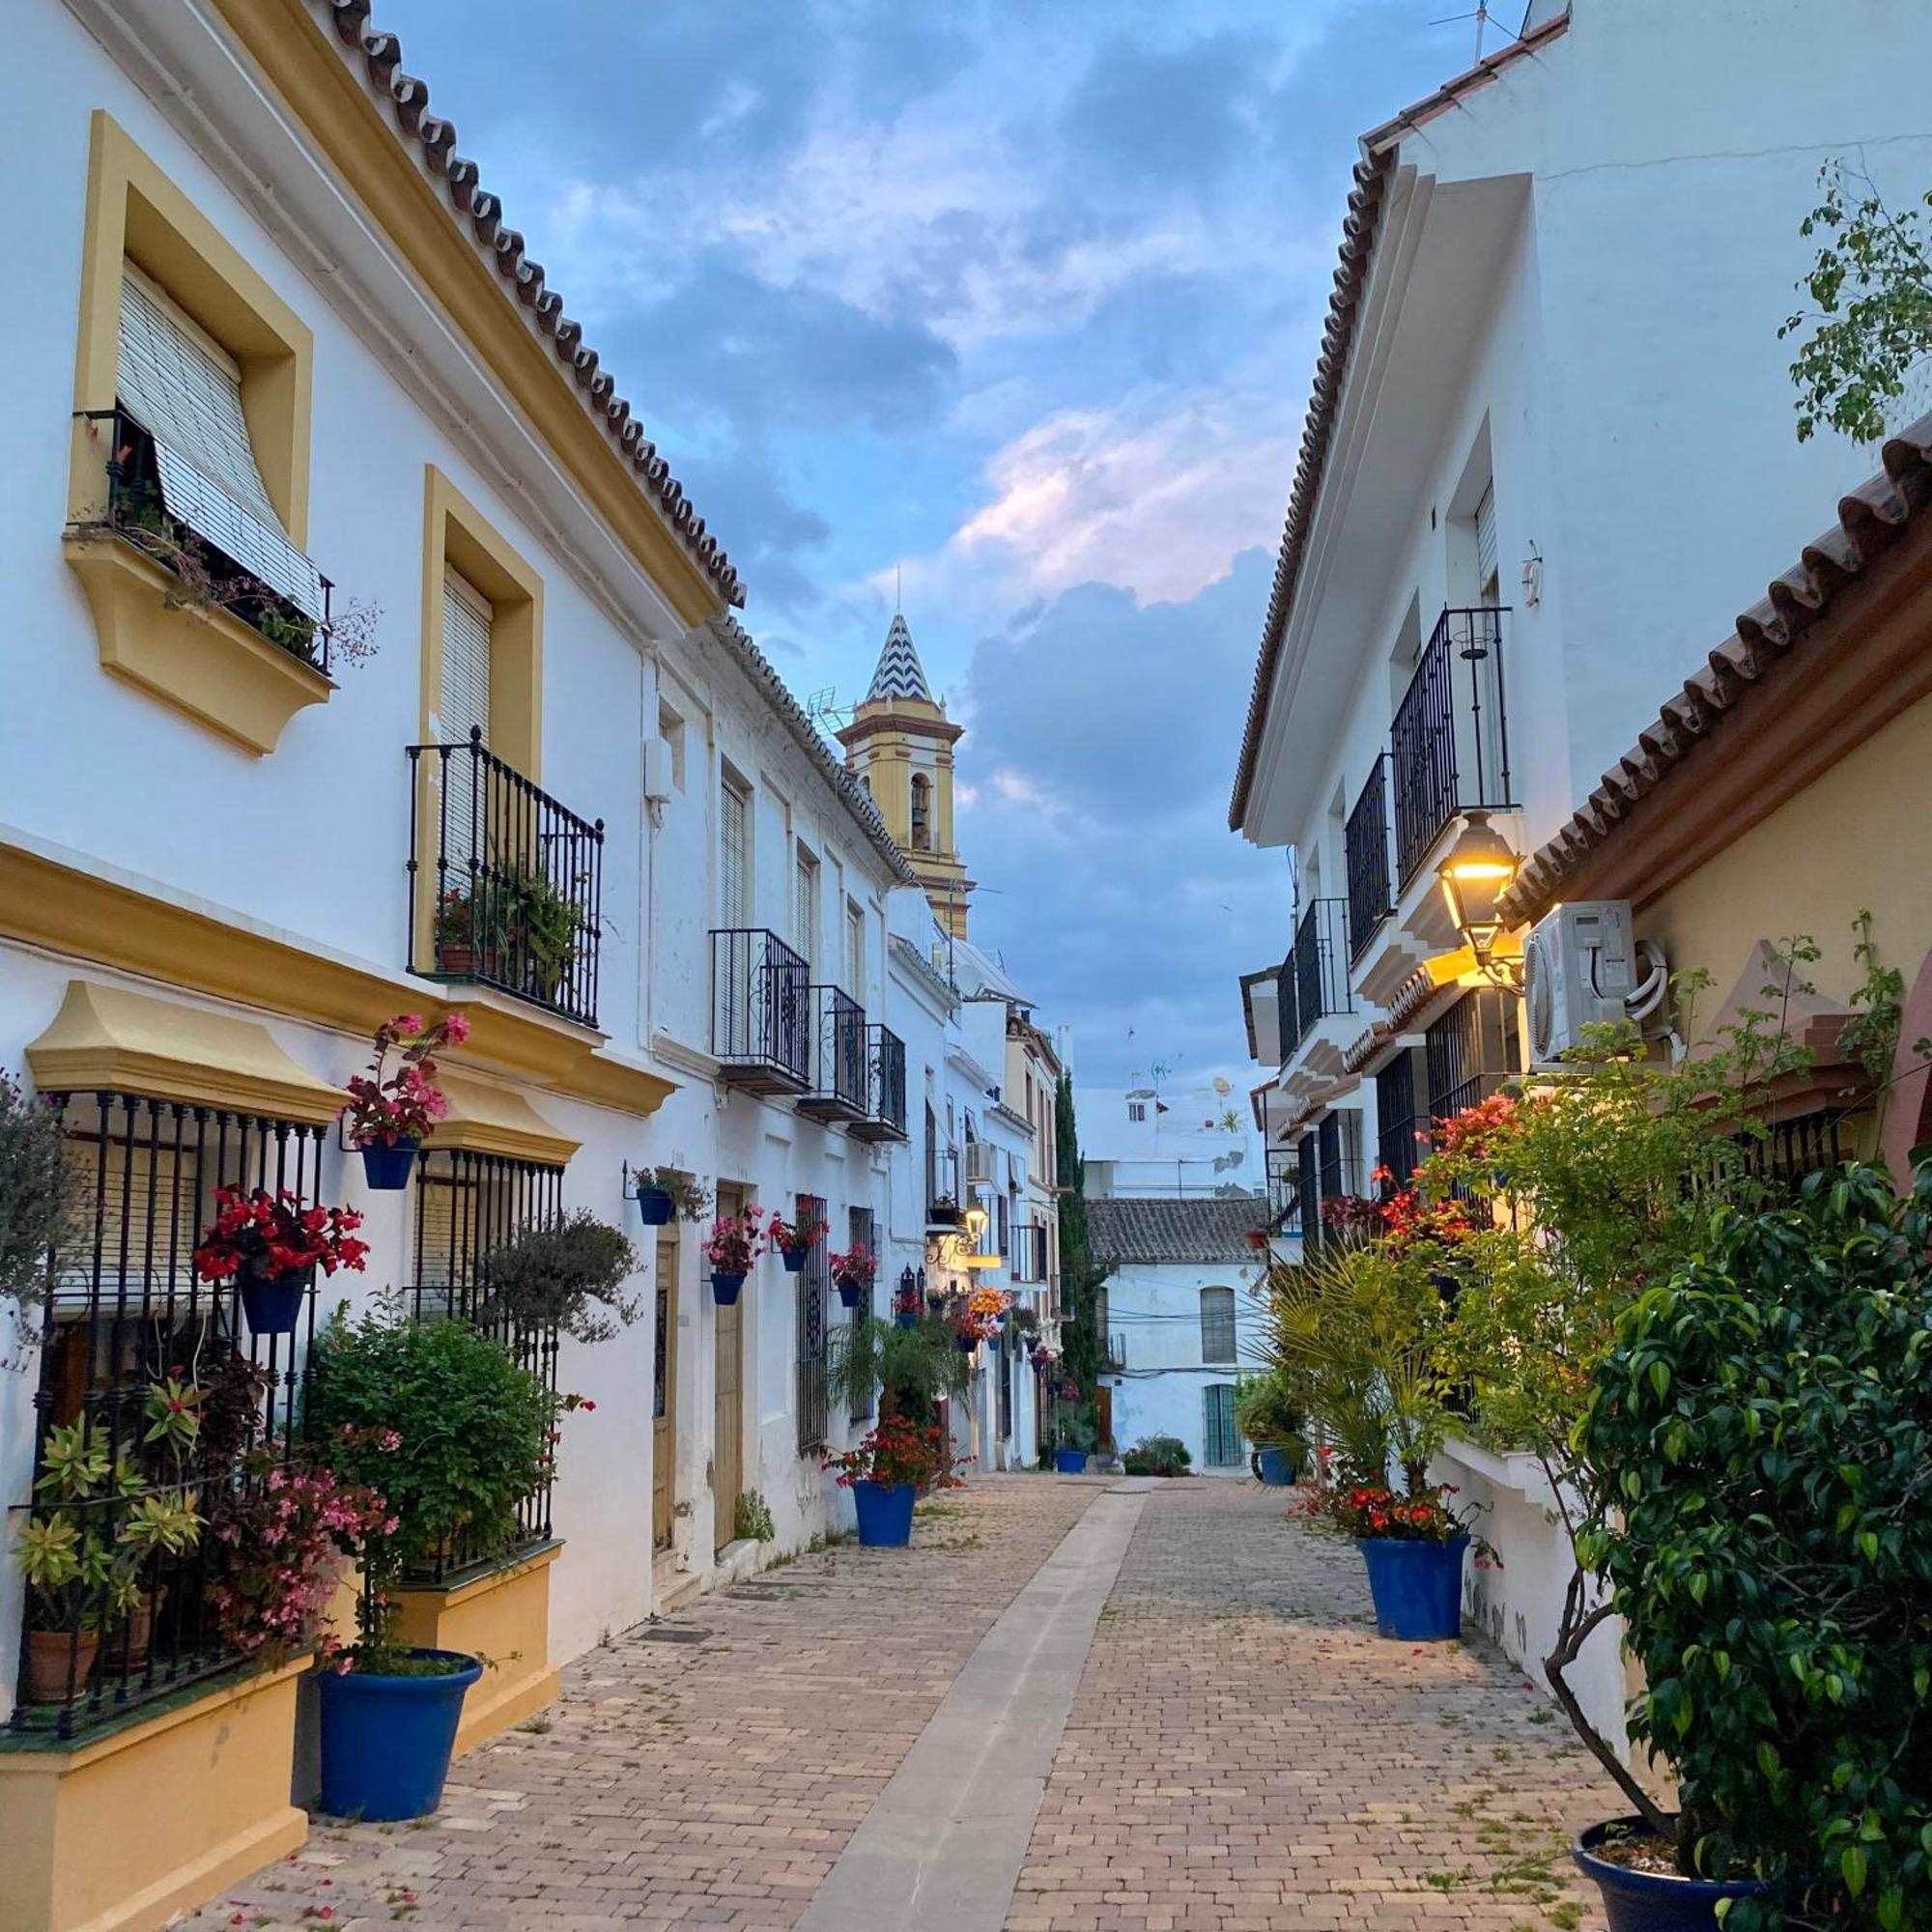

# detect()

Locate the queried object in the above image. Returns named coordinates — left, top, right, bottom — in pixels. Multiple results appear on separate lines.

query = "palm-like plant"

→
left=827, top=1315, right=972, bottom=1426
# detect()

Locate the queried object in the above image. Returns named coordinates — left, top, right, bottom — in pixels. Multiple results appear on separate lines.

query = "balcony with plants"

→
left=796, top=985, right=868, bottom=1125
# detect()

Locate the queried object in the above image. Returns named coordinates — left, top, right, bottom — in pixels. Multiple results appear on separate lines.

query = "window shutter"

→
left=440, top=570, right=494, bottom=748
left=1199, top=1286, right=1237, bottom=1363
left=794, top=854, right=817, bottom=963
left=1474, top=482, right=1498, bottom=601
left=116, top=267, right=324, bottom=620
left=58, top=1140, right=198, bottom=1304
left=720, top=778, right=750, bottom=927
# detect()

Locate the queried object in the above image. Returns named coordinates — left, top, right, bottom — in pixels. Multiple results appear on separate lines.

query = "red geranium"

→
left=342, top=1011, right=468, bottom=1148
left=192, top=1185, right=368, bottom=1284
left=1301, top=1480, right=1472, bottom=1545
left=768, top=1210, right=827, bottom=1257
left=823, top=1415, right=960, bottom=1492
left=830, top=1241, right=877, bottom=1289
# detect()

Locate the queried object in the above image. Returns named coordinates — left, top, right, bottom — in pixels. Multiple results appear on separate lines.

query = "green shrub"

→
left=1124, top=1435, right=1190, bottom=1477
left=476, top=1210, right=640, bottom=1345
left=734, top=1491, right=775, bottom=1543
left=1233, top=1373, right=1304, bottom=1447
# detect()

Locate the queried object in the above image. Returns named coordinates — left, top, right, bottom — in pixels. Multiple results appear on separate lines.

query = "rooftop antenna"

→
left=895, top=563, right=902, bottom=613
left=1428, top=0, right=1515, bottom=61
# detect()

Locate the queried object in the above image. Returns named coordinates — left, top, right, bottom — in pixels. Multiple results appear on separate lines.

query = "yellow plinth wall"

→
left=0, top=1657, right=308, bottom=1932
left=394, top=1543, right=561, bottom=1757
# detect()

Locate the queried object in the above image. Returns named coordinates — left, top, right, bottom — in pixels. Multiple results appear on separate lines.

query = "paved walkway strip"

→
left=796, top=1482, right=1148, bottom=1932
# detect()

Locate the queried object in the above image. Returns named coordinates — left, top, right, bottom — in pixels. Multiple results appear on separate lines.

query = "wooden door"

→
left=652, top=1227, right=678, bottom=1552
left=713, top=1184, right=745, bottom=1553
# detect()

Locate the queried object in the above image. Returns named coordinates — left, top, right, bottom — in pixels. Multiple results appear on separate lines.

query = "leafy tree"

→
left=1053, top=1074, right=1105, bottom=1440
left=1782, top=158, right=1932, bottom=444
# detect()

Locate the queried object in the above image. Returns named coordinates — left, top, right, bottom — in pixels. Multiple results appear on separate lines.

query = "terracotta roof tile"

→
left=314, top=2, right=744, bottom=608
left=1087, top=1195, right=1265, bottom=1266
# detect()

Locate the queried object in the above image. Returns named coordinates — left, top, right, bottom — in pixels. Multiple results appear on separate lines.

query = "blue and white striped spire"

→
left=866, top=611, right=934, bottom=703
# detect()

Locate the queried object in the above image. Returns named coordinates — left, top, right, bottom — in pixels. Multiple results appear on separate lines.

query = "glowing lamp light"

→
left=1436, top=810, right=1520, bottom=960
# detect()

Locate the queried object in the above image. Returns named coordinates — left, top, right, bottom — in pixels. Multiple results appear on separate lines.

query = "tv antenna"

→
left=804, top=686, right=851, bottom=733
left=1428, top=1, right=1516, bottom=62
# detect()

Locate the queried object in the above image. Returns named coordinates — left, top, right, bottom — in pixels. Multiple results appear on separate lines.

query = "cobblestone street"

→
left=185, top=1479, right=1612, bottom=1932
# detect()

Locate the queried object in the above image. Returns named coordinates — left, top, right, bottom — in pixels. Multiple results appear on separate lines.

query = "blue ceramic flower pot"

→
left=357, top=1138, right=419, bottom=1190
left=852, top=1479, right=916, bottom=1548
left=711, top=1270, right=746, bottom=1306
left=1574, top=1819, right=1773, bottom=1931
left=316, top=1649, right=481, bottom=1821
left=1256, top=1444, right=1301, bottom=1487
left=1054, top=1448, right=1089, bottom=1474
left=895, top=1309, right=919, bottom=1329
left=781, top=1247, right=809, bottom=1273
left=1357, top=1534, right=1468, bottom=1640
left=635, top=1186, right=673, bottom=1226
left=239, top=1264, right=311, bottom=1337
left=836, top=1281, right=864, bottom=1310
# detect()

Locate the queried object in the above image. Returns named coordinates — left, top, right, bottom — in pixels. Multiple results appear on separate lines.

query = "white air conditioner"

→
left=1524, top=900, right=1636, bottom=1065
left=642, top=735, right=675, bottom=806
left=965, top=1140, right=998, bottom=1187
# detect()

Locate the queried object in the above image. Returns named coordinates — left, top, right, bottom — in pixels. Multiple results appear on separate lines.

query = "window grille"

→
left=1426, top=988, right=1520, bottom=1125
left=1199, top=1286, right=1237, bottom=1364
left=910, top=774, right=931, bottom=851
left=1203, top=1385, right=1239, bottom=1467
left=795, top=1194, right=828, bottom=1453
left=847, top=1207, right=876, bottom=1422
left=1376, top=1049, right=1425, bottom=1191
left=14, top=1093, right=326, bottom=1739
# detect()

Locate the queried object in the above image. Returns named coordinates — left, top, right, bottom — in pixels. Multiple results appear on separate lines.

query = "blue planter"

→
left=711, top=1270, right=746, bottom=1306
left=954, top=1332, right=979, bottom=1353
left=357, top=1138, right=419, bottom=1190
left=1574, top=1820, right=1773, bottom=1931
left=836, top=1281, right=865, bottom=1310
left=1357, top=1535, right=1468, bottom=1640
left=895, top=1309, right=919, bottom=1329
left=1256, top=1444, right=1301, bottom=1487
left=1054, top=1448, right=1089, bottom=1475
left=852, top=1479, right=916, bottom=1548
left=316, top=1650, right=482, bottom=1821
left=239, top=1265, right=311, bottom=1337
left=781, top=1247, right=809, bottom=1274
left=635, top=1186, right=673, bottom=1226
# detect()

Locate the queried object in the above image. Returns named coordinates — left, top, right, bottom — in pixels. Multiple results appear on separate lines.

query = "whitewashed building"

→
left=1229, top=0, right=1932, bottom=1747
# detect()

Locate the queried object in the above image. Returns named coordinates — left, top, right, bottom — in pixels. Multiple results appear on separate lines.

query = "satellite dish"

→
left=1212, top=1077, right=1232, bottom=1095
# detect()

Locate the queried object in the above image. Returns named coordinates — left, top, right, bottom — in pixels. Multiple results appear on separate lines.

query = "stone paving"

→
left=183, top=1476, right=1614, bottom=1931
left=1007, top=1481, right=1614, bottom=1931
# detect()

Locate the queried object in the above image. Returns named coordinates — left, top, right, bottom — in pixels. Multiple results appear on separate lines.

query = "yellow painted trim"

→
left=25, top=979, right=344, bottom=1123
left=1422, top=935, right=1523, bottom=989
left=0, top=1657, right=308, bottom=1932
left=420, top=466, right=544, bottom=780
left=437, top=1070, right=579, bottom=1165
left=199, top=0, right=727, bottom=630
left=71, top=110, right=312, bottom=542
left=64, top=534, right=333, bottom=755
left=0, top=840, right=676, bottom=1121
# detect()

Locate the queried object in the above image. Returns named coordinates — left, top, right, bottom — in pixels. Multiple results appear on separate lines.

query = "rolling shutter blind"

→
left=1474, top=482, right=1498, bottom=600
left=1199, top=1286, right=1237, bottom=1363
left=440, top=571, right=494, bottom=748
left=58, top=1141, right=198, bottom=1304
left=794, top=855, right=817, bottom=963
left=116, top=267, right=325, bottom=621
left=720, top=779, right=751, bottom=927
left=845, top=903, right=864, bottom=993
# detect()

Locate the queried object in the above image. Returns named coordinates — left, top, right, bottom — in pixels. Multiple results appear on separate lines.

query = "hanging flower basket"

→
left=635, top=1185, right=674, bottom=1226
left=711, top=1270, right=747, bottom=1306
left=240, top=1260, right=316, bottom=1337
left=358, top=1138, right=419, bottom=1191
left=194, top=1187, right=366, bottom=1337
left=341, top=1012, right=467, bottom=1188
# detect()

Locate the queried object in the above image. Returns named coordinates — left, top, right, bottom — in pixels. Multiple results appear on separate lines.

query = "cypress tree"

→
left=1054, top=1073, right=1106, bottom=1442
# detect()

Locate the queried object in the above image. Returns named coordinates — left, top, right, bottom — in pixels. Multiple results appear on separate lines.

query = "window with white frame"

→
left=794, top=845, right=819, bottom=964
left=1199, top=1285, right=1237, bottom=1364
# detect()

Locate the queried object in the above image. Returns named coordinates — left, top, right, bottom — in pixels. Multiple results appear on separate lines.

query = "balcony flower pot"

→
left=836, top=1280, right=865, bottom=1310
left=895, top=1308, right=919, bottom=1330
left=239, top=1259, right=315, bottom=1337
left=1255, top=1443, right=1301, bottom=1487
left=780, top=1245, right=810, bottom=1274
left=437, top=943, right=499, bottom=982
left=1356, top=1533, right=1468, bottom=1640
left=711, top=1269, right=747, bottom=1306
left=317, top=1649, right=482, bottom=1822
left=1573, top=1819, right=1773, bottom=1931
left=1053, top=1448, right=1089, bottom=1475
left=634, top=1185, right=674, bottom=1227
left=851, top=1480, right=916, bottom=1548
left=111, top=1586, right=166, bottom=1673
left=357, top=1136, right=420, bottom=1191
left=25, top=1628, right=99, bottom=1703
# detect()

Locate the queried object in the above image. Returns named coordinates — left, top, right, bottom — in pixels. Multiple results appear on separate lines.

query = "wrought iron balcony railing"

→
left=1291, top=897, right=1352, bottom=1052
left=409, top=729, right=605, bottom=1028
left=1345, top=754, right=1393, bottom=963
left=797, top=986, right=867, bottom=1123
left=1276, top=947, right=1298, bottom=1065
left=849, top=1024, right=909, bottom=1144
left=711, top=929, right=810, bottom=1092
left=927, top=1145, right=962, bottom=1225
left=1391, top=606, right=1514, bottom=888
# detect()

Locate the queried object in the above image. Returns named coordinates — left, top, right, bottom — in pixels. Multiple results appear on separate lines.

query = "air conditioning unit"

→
left=965, top=1140, right=998, bottom=1187
left=1524, top=901, right=1636, bottom=1065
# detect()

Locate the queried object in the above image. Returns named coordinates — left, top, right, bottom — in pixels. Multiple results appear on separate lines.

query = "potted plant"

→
left=342, top=1011, right=468, bottom=1188
left=704, top=1208, right=768, bottom=1305
left=827, top=1315, right=972, bottom=1434
left=822, top=1414, right=958, bottom=1548
left=113, top=1374, right=205, bottom=1671
left=1009, top=1304, right=1039, bottom=1337
left=928, top=1194, right=960, bottom=1228
left=476, top=1211, right=641, bottom=1343
left=308, top=1300, right=563, bottom=1821
left=1301, top=1481, right=1474, bottom=1640
left=506, top=866, right=586, bottom=1004
left=1051, top=1406, right=1095, bottom=1475
left=0, top=1069, right=81, bottom=1350
left=434, top=886, right=505, bottom=982
left=1121, top=1435, right=1191, bottom=1478
left=768, top=1208, right=826, bottom=1275
left=191, top=1185, right=368, bottom=1336
left=1234, top=1374, right=1308, bottom=1487
left=892, top=1275, right=922, bottom=1329
left=631, top=1165, right=709, bottom=1228
left=954, top=1285, right=1009, bottom=1352
left=829, top=1240, right=877, bottom=1310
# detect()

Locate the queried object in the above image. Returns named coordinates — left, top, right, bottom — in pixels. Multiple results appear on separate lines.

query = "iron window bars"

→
left=1375, top=1050, right=1426, bottom=1193
left=72, top=408, right=334, bottom=674
left=408, top=729, right=606, bottom=1030
left=848, top=1025, right=909, bottom=1143
left=1345, top=755, right=1394, bottom=964
left=794, top=1194, right=829, bottom=1454
left=709, top=929, right=810, bottom=1092
left=797, top=986, right=867, bottom=1122
left=11, top=1094, right=326, bottom=1740
left=405, top=1147, right=564, bottom=1581
left=1391, top=606, right=1514, bottom=889
left=1291, top=898, right=1352, bottom=1053
left=1425, top=987, right=1520, bottom=1128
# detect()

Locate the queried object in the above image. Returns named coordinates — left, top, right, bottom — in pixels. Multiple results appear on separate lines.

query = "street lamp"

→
left=1436, top=810, right=1520, bottom=970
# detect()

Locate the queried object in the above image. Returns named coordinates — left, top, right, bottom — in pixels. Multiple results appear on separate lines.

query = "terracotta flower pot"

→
left=26, top=1628, right=99, bottom=1703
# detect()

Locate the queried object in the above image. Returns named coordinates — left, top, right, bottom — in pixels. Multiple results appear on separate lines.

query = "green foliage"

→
left=1121, top=1435, right=1190, bottom=1477
left=310, top=1301, right=558, bottom=1668
left=1579, top=1164, right=1932, bottom=1925
left=827, top=1315, right=970, bottom=1425
left=1841, top=907, right=1906, bottom=1100
left=1781, top=158, right=1932, bottom=445
left=733, top=1491, right=775, bottom=1543
left=1054, top=1073, right=1105, bottom=1432
left=1232, top=1372, right=1305, bottom=1448
left=635, top=1166, right=712, bottom=1221
left=477, top=1210, right=641, bottom=1345
left=0, top=1070, right=79, bottom=1335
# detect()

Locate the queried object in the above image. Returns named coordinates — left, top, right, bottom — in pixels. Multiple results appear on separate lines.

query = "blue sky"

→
left=380, top=0, right=1469, bottom=1094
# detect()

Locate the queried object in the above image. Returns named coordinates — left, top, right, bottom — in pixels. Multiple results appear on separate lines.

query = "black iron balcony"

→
left=1265, top=1144, right=1300, bottom=1235
left=849, top=1024, right=909, bottom=1144
left=1391, top=606, right=1514, bottom=888
left=797, top=986, right=867, bottom=1123
left=711, top=929, right=810, bottom=1092
left=1345, top=754, right=1393, bottom=963
left=409, top=729, right=606, bottom=1028
left=1276, top=948, right=1298, bottom=1064
left=927, top=1145, right=962, bottom=1226
left=1290, top=898, right=1351, bottom=1052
